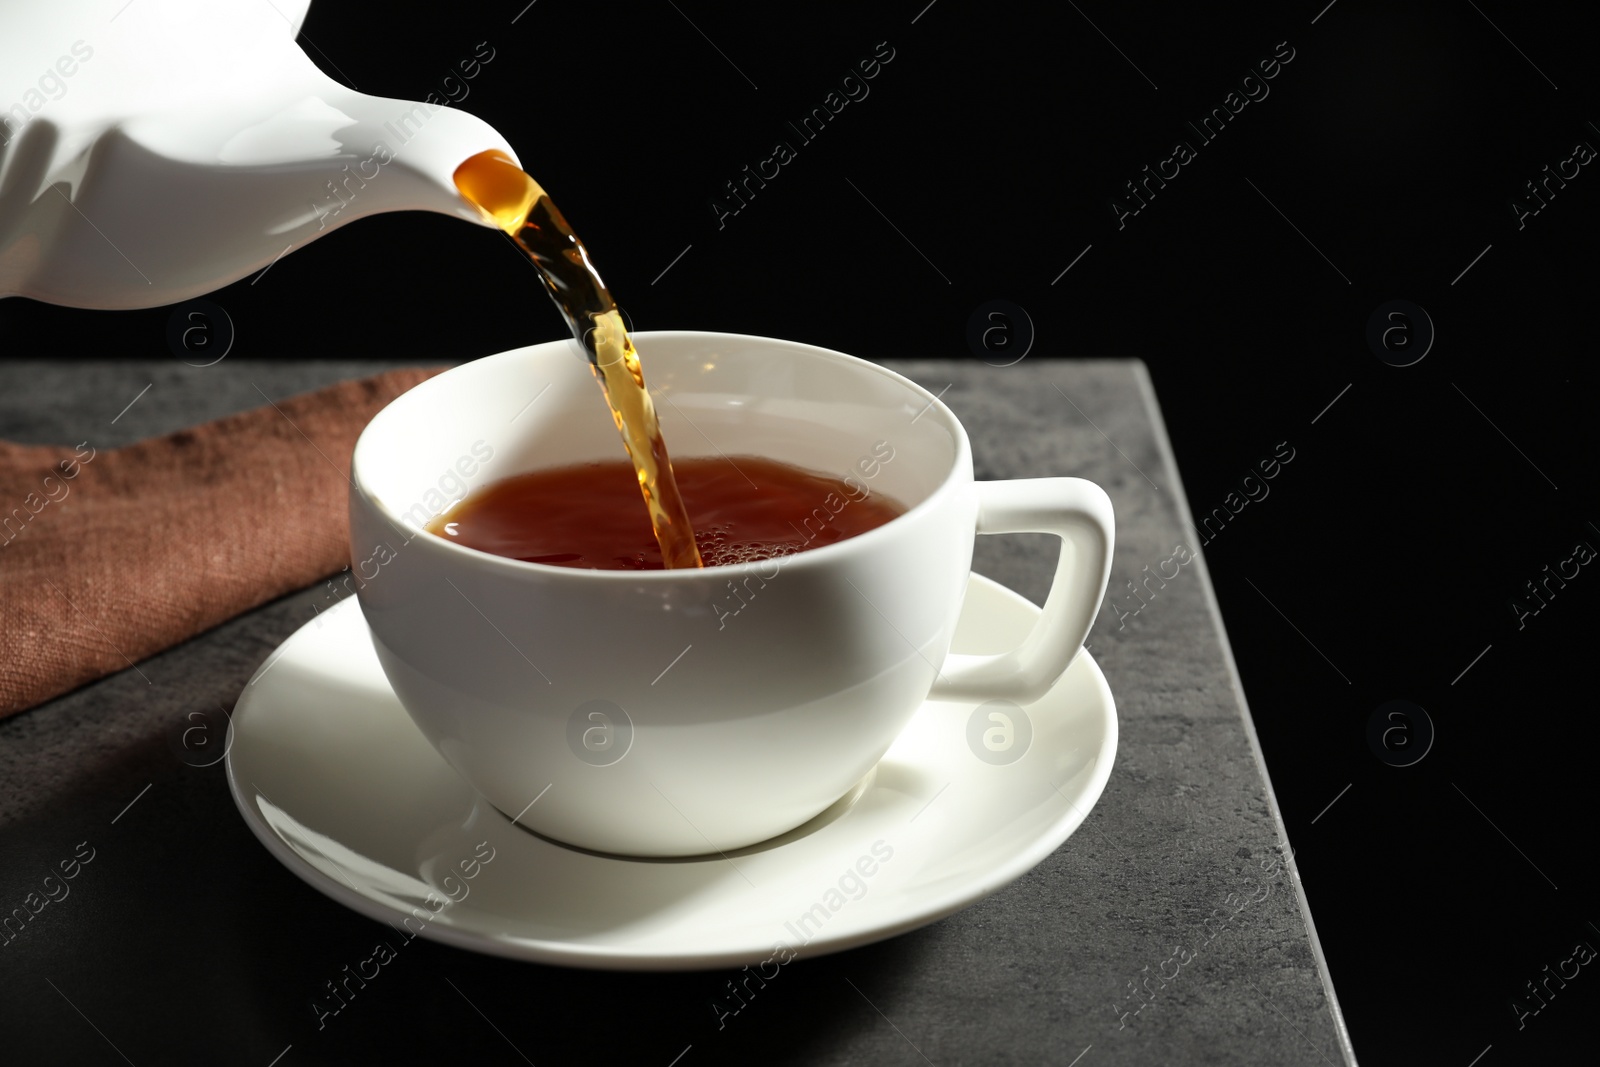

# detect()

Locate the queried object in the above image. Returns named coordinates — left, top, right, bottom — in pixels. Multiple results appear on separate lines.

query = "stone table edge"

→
left=1134, top=359, right=1358, bottom=1067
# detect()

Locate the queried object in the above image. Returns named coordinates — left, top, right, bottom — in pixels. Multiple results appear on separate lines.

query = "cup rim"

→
left=352, top=330, right=972, bottom=580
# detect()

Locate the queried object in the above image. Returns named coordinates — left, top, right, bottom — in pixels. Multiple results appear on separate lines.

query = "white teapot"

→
left=0, top=0, right=516, bottom=309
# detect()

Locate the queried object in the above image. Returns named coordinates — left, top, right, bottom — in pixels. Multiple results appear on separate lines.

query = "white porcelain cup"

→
left=349, top=332, right=1114, bottom=857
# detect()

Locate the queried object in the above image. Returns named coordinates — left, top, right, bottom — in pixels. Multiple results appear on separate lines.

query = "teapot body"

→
left=0, top=0, right=513, bottom=309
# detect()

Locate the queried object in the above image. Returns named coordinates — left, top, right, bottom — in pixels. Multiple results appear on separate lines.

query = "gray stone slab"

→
left=0, top=356, right=1352, bottom=1066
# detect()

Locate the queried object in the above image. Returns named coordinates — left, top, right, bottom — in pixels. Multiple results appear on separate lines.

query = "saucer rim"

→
left=226, top=573, right=1118, bottom=971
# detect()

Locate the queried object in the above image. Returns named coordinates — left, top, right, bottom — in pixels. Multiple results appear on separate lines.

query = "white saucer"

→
left=226, top=574, right=1117, bottom=971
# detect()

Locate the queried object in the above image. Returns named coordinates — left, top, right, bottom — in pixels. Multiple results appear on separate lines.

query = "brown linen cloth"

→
left=0, top=367, right=446, bottom=718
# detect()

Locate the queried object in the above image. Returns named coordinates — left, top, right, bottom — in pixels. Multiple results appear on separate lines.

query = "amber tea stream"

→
left=450, top=149, right=704, bottom=569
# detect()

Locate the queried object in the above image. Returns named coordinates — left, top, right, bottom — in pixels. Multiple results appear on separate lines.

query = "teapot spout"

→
left=283, top=86, right=518, bottom=235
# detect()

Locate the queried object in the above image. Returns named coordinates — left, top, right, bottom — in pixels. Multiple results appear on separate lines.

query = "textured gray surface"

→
left=0, top=357, right=1351, bottom=1066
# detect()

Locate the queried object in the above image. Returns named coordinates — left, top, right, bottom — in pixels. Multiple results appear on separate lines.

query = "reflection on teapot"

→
left=0, top=0, right=515, bottom=310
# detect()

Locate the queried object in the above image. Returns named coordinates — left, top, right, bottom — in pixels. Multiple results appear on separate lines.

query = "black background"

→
left=3, top=1, right=1597, bottom=1062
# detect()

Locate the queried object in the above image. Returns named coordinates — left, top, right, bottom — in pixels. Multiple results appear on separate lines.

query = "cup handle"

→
left=930, top=478, right=1115, bottom=703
